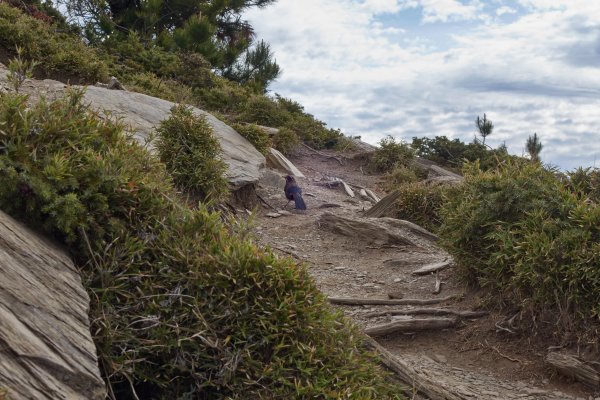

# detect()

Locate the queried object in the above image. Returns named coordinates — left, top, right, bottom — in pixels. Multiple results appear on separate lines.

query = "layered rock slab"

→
left=0, top=211, right=105, bottom=399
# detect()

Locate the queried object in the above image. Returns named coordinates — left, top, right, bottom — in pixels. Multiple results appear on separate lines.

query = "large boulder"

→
left=81, top=86, right=266, bottom=189
left=0, top=210, right=105, bottom=400
left=0, top=65, right=266, bottom=190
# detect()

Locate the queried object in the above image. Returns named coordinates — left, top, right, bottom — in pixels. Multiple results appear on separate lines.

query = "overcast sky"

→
left=246, top=0, right=600, bottom=170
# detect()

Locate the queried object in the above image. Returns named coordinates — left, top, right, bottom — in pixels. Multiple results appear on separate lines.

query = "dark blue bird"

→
left=284, top=175, right=307, bottom=210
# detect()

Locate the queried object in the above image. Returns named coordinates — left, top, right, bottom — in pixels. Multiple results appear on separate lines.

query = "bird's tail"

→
left=294, top=193, right=307, bottom=210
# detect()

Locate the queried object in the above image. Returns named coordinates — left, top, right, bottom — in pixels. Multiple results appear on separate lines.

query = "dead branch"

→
left=270, top=245, right=302, bottom=260
left=365, top=317, right=458, bottom=336
left=301, top=142, right=344, bottom=165
left=490, top=345, right=523, bottom=364
left=256, top=193, right=278, bottom=212
left=362, top=308, right=488, bottom=319
left=412, top=260, right=452, bottom=276
left=328, top=295, right=456, bottom=306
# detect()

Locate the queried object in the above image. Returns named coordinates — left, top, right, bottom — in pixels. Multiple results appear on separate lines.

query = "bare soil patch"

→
left=252, top=146, right=596, bottom=399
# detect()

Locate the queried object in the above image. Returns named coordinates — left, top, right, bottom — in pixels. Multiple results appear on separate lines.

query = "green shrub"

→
left=272, top=127, right=299, bottom=155
left=156, top=105, right=229, bottom=201
left=238, top=95, right=291, bottom=127
left=0, top=3, right=109, bottom=82
left=369, top=136, right=415, bottom=173
left=393, top=182, right=455, bottom=232
left=124, top=72, right=192, bottom=103
left=232, top=123, right=271, bottom=155
left=384, top=165, right=420, bottom=189
left=439, top=160, right=600, bottom=328
left=411, top=135, right=513, bottom=171
left=284, top=113, right=342, bottom=149
left=0, top=91, right=403, bottom=398
left=566, top=167, right=600, bottom=203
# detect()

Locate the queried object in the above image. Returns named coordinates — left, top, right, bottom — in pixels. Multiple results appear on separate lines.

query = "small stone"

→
left=266, top=212, right=282, bottom=218
left=393, top=278, right=402, bottom=283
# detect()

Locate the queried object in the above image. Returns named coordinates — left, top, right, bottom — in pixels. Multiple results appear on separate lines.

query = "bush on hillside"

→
left=391, top=182, right=456, bottom=232
left=369, top=136, right=415, bottom=173
left=0, top=3, right=108, bottom=82
left=125, top=72, right=193, bottom=103
left=238, top=95, right=292, bottom=127
left=156, top=105, right=229, bottom=201
left=0, top=90, right=403, bottom=399
left=272, top=127, right=299, bottom=155
left=440, top=161, right=600, bottom=331
left=232, top=123, right=272, bottom=155
left=411, top=135, right=512, bottom=171
left=566, top=167, right=600, bottom=203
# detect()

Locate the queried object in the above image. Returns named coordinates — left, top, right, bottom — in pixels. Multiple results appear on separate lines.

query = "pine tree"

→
left=526, top=133, right=543, bottom=163
left=475, top=113, right=494, bottom=145
left=222, top=40, right=281, bottom=92
left=60, top=0, right=280, bottom=89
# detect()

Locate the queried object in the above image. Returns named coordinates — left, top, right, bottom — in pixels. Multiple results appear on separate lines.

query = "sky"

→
left=245, top=0, right=600, bottom=170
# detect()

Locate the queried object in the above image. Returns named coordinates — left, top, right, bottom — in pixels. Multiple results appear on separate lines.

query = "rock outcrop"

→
left=266, top=148, right=305, bottom=178
left=0, top=211, right=105, bottom=400
left=0, top=64, right=266, bottom=190
left=319, top=212, right=437, bottom=248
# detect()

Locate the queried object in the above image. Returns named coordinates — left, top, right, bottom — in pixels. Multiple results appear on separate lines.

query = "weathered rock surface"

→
left=319, top=212, right=437, bottom=248
left=0, top=211, right=105, bottom=400
left=0, top=64, right=266, bottom=189
left=426, top=165, right=464, bottom=184
left=366, top=338, right=577, bottom=400
left=266, top=148, right=305, bottom=178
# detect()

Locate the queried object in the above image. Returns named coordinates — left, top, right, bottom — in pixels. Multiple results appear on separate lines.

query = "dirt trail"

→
left=252, top=147, right=594, bottom=400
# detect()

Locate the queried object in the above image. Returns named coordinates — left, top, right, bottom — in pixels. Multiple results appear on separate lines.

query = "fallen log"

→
left=365, top=317, right=458, bottom=336
left=545, top=351, right=600, bottom=389
left=363, top=308, right=488, bottom=319
left=412, top=260, right=452, bottom=276
left=328, top=295, right=456, bottom=306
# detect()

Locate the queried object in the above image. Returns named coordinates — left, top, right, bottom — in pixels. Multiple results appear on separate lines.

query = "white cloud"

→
left=246, top=0, right=600, bottom=169
left=496, top=6, right=516, bottom=16
left=360, top=0, right=403, bottom=14
left=419, top=0, right=484, bottom=23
